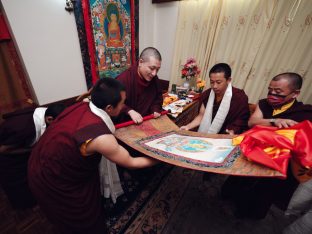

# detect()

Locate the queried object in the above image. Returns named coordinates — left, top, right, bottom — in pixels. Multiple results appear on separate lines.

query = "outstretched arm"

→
left=248, top=104, right=298, bottom=128
left=128, top=110, right=144, bottom=124
left=248, top=104, right=268, bottom=127
left=180, top=104, right=205, bottom=131
left=86, top=134, right=158, bottom=169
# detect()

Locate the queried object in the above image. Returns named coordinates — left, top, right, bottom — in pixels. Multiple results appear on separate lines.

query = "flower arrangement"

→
left=181, top=58, right=201, bottom=81
left=196, top=78, right=206, bottom=93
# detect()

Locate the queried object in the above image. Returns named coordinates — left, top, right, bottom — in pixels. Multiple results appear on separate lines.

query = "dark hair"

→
left=139, top=47, right=162, bottom=62
left=91, top=78, right=125, bottom=109
left=45, top=103, right=66, bottom=118
left=209, top=63, right=232, bottom=80
left=272, top=72, right=303, bottom=90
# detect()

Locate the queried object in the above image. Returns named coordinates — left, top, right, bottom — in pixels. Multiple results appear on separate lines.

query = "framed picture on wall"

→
left=74, top=0, right=139, bottom=88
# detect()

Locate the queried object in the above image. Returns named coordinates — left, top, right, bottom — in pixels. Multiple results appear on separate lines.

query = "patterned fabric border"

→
left=114, top=115, right=284, bottom=178
left=81, top=0, right=99, bottom=84
left=73, top=0, right=93, bottom=89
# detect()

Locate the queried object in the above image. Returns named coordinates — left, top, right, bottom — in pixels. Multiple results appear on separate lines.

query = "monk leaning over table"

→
left=114, top=47, right=164, bottom=184
left=28, top=78, right=158, bottom=234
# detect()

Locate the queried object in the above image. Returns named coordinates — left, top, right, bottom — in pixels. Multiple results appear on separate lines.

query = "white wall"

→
left=139, top=0, right=178, bottom=81
left=1, top=0, right=87, bottom=105
left=1, top=0, right=177, bottom=105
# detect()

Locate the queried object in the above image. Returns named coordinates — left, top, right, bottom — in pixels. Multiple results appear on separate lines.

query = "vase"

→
left=197, top=87, right=204, bottom=93
left=183, top=80, right=190, bottom=90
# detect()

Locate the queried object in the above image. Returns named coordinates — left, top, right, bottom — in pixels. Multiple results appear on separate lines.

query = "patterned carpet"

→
left=105, top=164, right=173, bottom=233
left=124, top=166, right=195, bottom=233
left=0, top=164, right=172, bottom=234
left=125, top=167, right=294, bottom=234
left=0, top=165, right=295, bottom=234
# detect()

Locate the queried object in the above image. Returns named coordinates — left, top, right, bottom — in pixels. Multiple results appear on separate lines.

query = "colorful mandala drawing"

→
left=137, top=131, right=239, bottom=168
left=157, top=137, right=213, bottom=153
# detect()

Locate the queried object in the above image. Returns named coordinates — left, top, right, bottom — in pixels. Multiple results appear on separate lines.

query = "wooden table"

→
left=115, top=115, right=284, bottom=178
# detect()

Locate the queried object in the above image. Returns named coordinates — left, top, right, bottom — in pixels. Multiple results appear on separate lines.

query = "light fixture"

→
left=65, top=0, right=76, bottom=13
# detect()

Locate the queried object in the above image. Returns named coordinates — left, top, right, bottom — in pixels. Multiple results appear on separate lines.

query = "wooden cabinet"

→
left=170, top=100, right=200, bottom=127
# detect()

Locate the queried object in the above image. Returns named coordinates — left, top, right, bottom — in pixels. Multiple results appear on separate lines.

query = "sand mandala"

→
left=138, top=132, right=235, bottom=164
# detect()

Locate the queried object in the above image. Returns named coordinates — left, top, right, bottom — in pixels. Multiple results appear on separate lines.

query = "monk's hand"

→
left=180, top=125, right=190, bottom=131
left=225, top=129, right=235, bottom=135
left=274, top=118, right=298, bottom=128
left=153, top=112, right=161, bottom=119
left=128, top=110, right=143, bottom=124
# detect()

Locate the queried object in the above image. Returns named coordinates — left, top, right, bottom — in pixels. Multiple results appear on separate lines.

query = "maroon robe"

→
left=200, top=87, right=250, bottom=134
left=222, top=99, right=312, bottom=219
left=259, top=98, right=312, bottom=121
left=0, top=107, right=38, bottom=209
left=0, top=107, right=36, bottom=147
left=115, top=63, right=163, bottom=123
left=28, top=102, right=110, bottom=233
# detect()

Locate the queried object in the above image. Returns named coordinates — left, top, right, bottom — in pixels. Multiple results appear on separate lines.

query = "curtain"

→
left=0, top=13, right=34, bottom=120
left=170, top=0, right=312, bottom=104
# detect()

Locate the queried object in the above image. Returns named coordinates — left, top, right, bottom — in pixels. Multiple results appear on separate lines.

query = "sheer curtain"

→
left=170, top=0, right=312, bottom=104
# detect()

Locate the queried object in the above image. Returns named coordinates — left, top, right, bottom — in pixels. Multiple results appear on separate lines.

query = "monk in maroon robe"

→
left=28, top=79, right=157, bottom=233
left=0, top=107, right=36, bottom=149
left=0, top=104, right=65, bottom=209
left=222, top=72, right=312, bottom=220
left=0, top=107, right=35, bottom=209
left=0, top=104, right=65, bottom=152
left=181, top=63, right=250, bottom=134
left=115, top=47, right=163, bottom=124
left=199, top=87, right=250, bottom=134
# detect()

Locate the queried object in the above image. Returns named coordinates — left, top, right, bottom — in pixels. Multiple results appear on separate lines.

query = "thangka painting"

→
left=114, top=115, right=284, bottom=177
left=138, top=132, right=238, bottom=168
left=74, top=0, right=138, bottom=87
left=90, top=0, right=137, bottom=79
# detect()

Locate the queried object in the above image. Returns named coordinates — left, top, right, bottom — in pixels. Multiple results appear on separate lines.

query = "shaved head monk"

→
left=222, top=72, right=312, bottom=220
left=116, top=47, right=163, bottom=124
left=28, top=78, right=158, bottom=233
left=249, top=72, right=312, bottom=128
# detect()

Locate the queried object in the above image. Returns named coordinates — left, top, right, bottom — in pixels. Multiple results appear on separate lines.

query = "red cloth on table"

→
left=237, top=120, right=312, bottom=177
left=115, top=110, right=168, bottom=129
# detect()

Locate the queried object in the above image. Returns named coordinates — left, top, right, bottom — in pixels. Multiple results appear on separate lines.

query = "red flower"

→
left=181, top=58, right=201, bottom=80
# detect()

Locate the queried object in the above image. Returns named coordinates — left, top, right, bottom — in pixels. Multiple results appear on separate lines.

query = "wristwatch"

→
left=269, top=118, right=276, bottom=126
